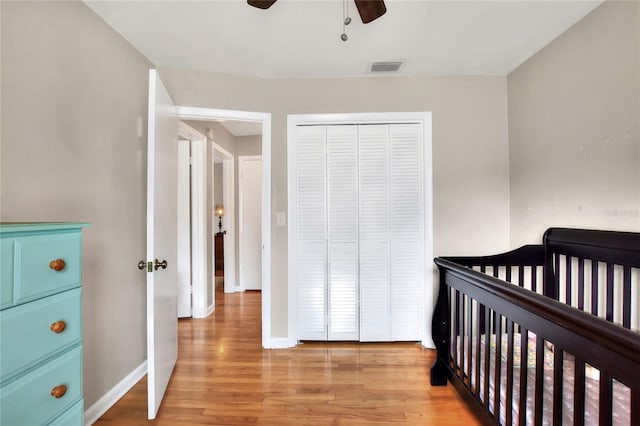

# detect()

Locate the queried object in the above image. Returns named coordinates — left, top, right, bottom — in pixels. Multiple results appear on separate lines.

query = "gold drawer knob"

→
left=50, top=321, right=66, bottom=334
left=50, top=384, right=67, bottom=399
left=49, top=259, right=66, bottom=271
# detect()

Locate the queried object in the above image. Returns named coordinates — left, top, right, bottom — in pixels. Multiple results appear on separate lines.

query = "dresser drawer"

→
left=15, top=232, right=82, bottom=305
left=49, top=399, right=84, bottom=426
left=0, top=288, right=82, bottom=384
left=0, top=346, right=82, bottom=426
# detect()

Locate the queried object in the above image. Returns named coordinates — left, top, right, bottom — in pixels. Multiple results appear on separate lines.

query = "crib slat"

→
left=532, top=265, right=538, bottom=293
left=623, top=266, right=631, bottom=329
left=518, top=266, right=525, bottom=288
left=475, top=303, right=483, bottom=397
left=452, top=289, right=459, bottom=370
left=459, top=292, right=465, bottom=380
left=505, top=320, right=514, bottom=426
left=599, top=372, right=613, bottom=426
left=467, top=296, right=473, bottom=387
left=535, top=337, right=544, bottom=425
left=574, top=359, right=586, bottom=426
left=505, top=265, right=512, bottom=283
left=591, top=261, right=598, bottom=316
left=483, top=307, right=491, bottom=407
left=553, top=348, right=563, bottom=426
left=493, top=313, right=503, bottom=422
left=566, top=255, right=572, bottom=305
left=518, top=328, right=528, bottom=426
left=606, top=263, right=614, bottom=322
left=554, top=252, right=561, bottom=301
left=632, top=387, right=639, bottom=426
left=578, top=257, right=585, bottom=311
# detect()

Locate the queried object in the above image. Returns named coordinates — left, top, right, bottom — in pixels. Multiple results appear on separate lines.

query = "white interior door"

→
left=239, top=155, right=262, bottom=290
left=389, top=124, right=424, bottom=341
left=358, top=124, right=392, bottom=341
left=294, top=126, right=327, bottom=340
left=327, top=125, right=359, bottom=340
left=146, top=69, right=178, bottom=419
left=292, top=121, right=425, bottom=343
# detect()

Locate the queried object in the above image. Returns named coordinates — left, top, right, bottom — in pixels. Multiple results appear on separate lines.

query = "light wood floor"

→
left=95, top=283, right=479, bottom=425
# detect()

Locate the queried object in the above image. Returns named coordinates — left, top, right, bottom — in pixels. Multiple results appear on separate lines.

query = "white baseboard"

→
left=84, top=360, right=147, bottom=425
left=268, top=337, right=296, bottom=349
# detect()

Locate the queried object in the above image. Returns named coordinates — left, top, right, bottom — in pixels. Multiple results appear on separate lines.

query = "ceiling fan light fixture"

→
left=247, top=0, right=277, bottom=9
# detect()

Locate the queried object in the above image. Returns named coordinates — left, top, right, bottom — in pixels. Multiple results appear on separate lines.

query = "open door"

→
left=146, top=69, right=178, bottom=419
left=239, top=155, right=262, bottom=290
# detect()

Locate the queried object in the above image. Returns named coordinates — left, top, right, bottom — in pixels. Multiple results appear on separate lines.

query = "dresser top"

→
left=0, top=222, right=90, bottom=234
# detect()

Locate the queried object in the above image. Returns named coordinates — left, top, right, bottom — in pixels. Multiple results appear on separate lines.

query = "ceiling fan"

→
left=247, top=0, right=387, bottom=24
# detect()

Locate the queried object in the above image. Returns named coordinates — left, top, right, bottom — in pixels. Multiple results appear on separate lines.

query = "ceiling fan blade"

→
left=247, top=0, right=277, bottom=9
left=354, top=0, right=386, bottom=24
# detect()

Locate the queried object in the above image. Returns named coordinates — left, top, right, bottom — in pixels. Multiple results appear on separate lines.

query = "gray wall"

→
left=214, top=164, right=223, bottom=207
left=1, top=1, right=152, bottom=409
left=507, top=0, right=640, bottom=246
left=160, top=68, right=512, bottom=338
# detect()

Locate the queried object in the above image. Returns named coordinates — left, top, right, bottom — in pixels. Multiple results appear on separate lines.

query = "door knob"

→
left=137, top=260, right=147, bottom=270
left=154, top=259, right=168, bottom=270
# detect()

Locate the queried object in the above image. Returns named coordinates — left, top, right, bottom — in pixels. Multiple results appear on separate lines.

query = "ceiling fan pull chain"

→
left=341, top=0, right=349, bottom=41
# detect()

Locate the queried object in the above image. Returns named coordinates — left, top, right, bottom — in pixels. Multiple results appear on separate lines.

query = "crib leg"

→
left=431, top=271, right=450, bottom=386
left=431, top=358, right=448, bottom=386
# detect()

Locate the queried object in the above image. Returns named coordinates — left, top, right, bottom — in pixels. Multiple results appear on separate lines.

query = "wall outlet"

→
left=276, top=212, right=286, bottom=226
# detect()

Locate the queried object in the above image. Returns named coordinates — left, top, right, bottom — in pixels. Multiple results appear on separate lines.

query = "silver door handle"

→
left=138, top=260, right=147, bottom=270
left=154, top=259, right=168, bottom=271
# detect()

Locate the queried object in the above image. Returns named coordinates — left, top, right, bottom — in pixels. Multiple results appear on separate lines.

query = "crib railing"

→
left=443, top=228, right=640, bottom=332
left=432, top=258, right=640, bottom=425
left=543, top=228, right=640, bottom=331
left=431, top=228, right=640, bottom=425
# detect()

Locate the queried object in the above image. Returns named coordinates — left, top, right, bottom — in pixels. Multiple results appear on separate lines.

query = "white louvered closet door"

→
left=294, top=122, right=424, bottom=343
left=296, top=125, right=328, bottom=341
left=327, top=125, right=359, bottom=340
left=358, top=125, right=392, bottom=341
left=389, top=124, right=424, bottom=341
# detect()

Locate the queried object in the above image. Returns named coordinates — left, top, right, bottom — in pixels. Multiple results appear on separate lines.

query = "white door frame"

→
left=238, top=155, right=262, bottom=291
left=287, top=112, right=434, bottom=348
left=212, top=143, right=237, bottom=294
left=176, top=136, right=192, bottom=318
left=176, top=106, right=273, bottom=348
left=178, top=122, right=210, bottom=318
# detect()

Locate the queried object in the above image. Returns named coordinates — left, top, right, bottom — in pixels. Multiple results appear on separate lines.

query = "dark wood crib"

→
left=431, top=228, right=640, bottom=426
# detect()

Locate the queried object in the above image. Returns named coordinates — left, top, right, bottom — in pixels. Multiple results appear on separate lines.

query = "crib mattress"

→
left=456, top=333, right=631, bottom=425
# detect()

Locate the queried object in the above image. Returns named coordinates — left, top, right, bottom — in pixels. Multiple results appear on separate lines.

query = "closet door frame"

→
left=287, top=112, right=434, bottom=348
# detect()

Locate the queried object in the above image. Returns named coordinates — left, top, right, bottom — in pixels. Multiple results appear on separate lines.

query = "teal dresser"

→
left=0, top=223, right=89, bottom=426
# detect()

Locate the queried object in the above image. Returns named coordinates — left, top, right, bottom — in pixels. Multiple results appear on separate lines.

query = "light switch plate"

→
left=276, top=212, right=286, bottom=226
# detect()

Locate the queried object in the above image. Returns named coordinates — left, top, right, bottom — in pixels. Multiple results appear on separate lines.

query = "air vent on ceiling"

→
left=369, top=60, right=404, bottom=73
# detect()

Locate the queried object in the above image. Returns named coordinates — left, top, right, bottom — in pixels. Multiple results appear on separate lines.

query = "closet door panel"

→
left=358, top=125, right=391, bottom=341
left=359, top=242, right=390, bottom=341
left=328, top=243, right=358, bottom=340
left=296, top=126, right=327, bottom=340
left=327, top=126, right=359, bottom=340
left=390, top=124, right=424, bottom=341
left=297, top=243, right=327, bottom=340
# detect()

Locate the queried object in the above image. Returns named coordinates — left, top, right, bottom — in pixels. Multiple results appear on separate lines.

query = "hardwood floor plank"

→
left=95, top=285, right=479, bottom=425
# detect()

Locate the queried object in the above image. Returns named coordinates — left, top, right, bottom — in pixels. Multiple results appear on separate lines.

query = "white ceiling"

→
left=86, top=0, right=602, bottom=79
left=219, top=120, right=263, bottom=137
left=86, top=0, right=602, bottom=136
